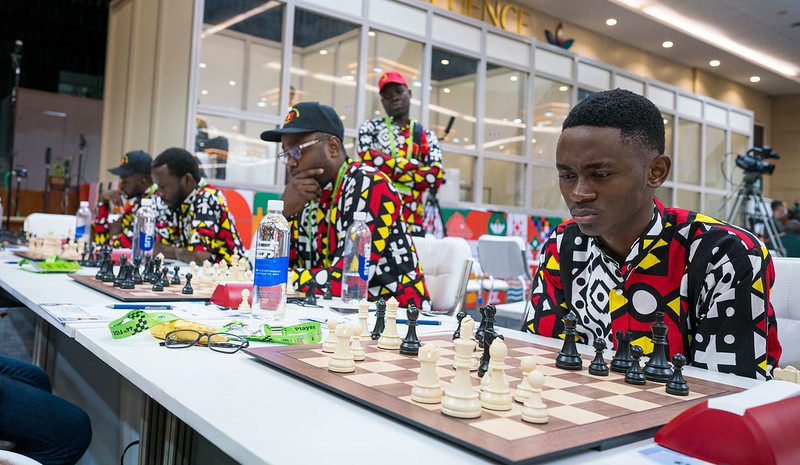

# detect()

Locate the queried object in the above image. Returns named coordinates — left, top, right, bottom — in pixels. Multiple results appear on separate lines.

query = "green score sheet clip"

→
left=108, top=310, right=179, bottom=339
left=233, top=321, right=322, bottom=345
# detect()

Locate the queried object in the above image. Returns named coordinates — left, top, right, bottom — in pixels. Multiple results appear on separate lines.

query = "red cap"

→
left=378, top=71, right=408, bottom=92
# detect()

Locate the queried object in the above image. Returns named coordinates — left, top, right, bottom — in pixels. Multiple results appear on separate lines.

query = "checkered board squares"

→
left=70, top=274, right=214, bottom=302
left=246, top=335, right=741, bottom=465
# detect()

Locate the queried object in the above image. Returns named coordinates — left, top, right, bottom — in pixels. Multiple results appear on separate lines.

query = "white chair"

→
left=412, top=236, right=473, bottom=315
left=0, top=450, right=44, bottom=465
left=477, top=235, right=532, bottom=328
left=23, top=213, right=76, bottom=238
left=772, top=257, right=800, bottom=367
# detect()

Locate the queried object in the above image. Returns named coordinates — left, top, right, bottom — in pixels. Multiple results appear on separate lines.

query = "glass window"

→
left=704, top=193, right=728, bottom=220
left=430, top=49, right=477, bottom=149
left=655, top=185, right=672, bottom=206
left=366, top=30, right=423, bottom=121
left=532, top=77, right=571, bottom=162
left=676, top=120, right=701, bottom=185
left=292, top=10, right=360, bottom=126
left=440, top=152, right=474, bottom=203
left=531, top=166, right=566, bottom=211
left=676, top=190, right=700, bottom=212
left=730, top=132, right=751, bottom=186
left=663, top=114, right=674, bottom=180
left=247, top=41, right=283, bottom=115
left=705, top=127, right=727, bottom=190
left=483, top=159, right=525, bottom=206
left=484, top=65, right=526, bottom=156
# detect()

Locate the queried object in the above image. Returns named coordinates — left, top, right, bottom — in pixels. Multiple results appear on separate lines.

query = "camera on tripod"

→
left=735, top=146, right=780, bottom=176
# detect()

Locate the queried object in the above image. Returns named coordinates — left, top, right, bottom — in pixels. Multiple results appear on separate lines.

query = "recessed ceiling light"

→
left=368, top=31, right=376, bottom=37
left=531, top=138, right=537, bottom=144
left=558, top=85, right=569, bottom=92
left=256, top=101, right=266, bottom=107
left=662, top=41, right=674, bottom=48
left=442, top=88, right=451, bottom=94
left=201, top=89, right=208, bottom=95
left=509, top=75, right=518, bottom=82
left=513, top=118, right=522, bottom=124
left=199, top=62, right=207, bottom=69
left=374, top=110, right=380, bottom=115
left=440, top=59, right=450, bottom=65
left=373, top=67, right=383, bottom=73
left=413, top=81, right=421, bottom=87
left=340, top=115, right=346, bottom=120
left=605, top=18, right=617, bottom=26
left=319, top=49, right=328, bottom=55
left=709, top=59, right=721, bottom=67
left=228, top=80, right=236, bottom=86
left=750, top=75, right=761, bottom=83
left=498, top=145, right=505, bottom=150
left=544, top=111, right=553, bottom=117
left=453, top=137, right=460, bottom=143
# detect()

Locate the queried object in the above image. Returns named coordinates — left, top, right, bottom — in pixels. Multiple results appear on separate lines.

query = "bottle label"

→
left=139, top=231, right=154, bottom=251
left=254, top=257, right=289, bottom=286
left=75, top=225, right=86, bottom=239
left=358, top=255, right=369, bottom=281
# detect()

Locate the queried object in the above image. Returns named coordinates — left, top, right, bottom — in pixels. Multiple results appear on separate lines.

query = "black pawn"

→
left=181, top=273, right=194, bottom=295
left=478, top=331, right=497, bottom=378
left=555, top=312, right=583, bottom=370
left=113, top=256, right=128, bottom=287
left=644, top=311, right=673, bottom=383
left=610, top=330, right=633, bottom=373
left=94, top=257, right=106, bottom=280
left=101, top=257, right=115, bottom=283
left=322, top=282, right=332, bottom=300
left=304, top=280, right=318, bottom=306
left=370, top=298, right=386, bottom=340
left=120, top=264, right=136, bottom=290
left=399, top=306, right=421, bottom=356
left=171, top=265, right=181, bottom=285
left=132, top=258, right=143, bottom=285
left=149, top=258, right=162, bottom=284
left=588, top=338, right=609, bottom=376
left=665, top=354, right=689, bottom=396
left=161, top=268, right=170, bottom=287
left=152, top=275, right=164, bottom=292
left=625, top=345, right=647, bottom=385
left=452, top=309, right=467, bottom=341
left=475, top=306, right=488, bottom=348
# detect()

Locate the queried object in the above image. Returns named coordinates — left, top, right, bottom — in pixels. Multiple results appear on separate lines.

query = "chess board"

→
left=70, top=274, right=215, bottom=302
left=246, top=335, right=742, bottom=464
left=14, top=250, right=74, bottom=261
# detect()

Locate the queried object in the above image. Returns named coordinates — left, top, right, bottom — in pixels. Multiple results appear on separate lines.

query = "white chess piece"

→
left=328, top=324, right=355, bottom=373
left=202, top=261, right=212, bottom=285
left=480, top=338, right=513, bottom=411
left=156, top=252, right=165, bottom=264
left=357, top=299, right=370, bottom=341
left=411, top=343, right=443, bottom=404
left=377, top=297, right=401, bottom=350
left=441, top=331, right=481, bottom=418
left=350, top=325, right=366, bottom=361
left=774, top=366, right=799, bottom=383
left=213, top=263, right=221, bottom=285
left=456, top=316, right=479, bottom=372
left=238, top=288, right=251, bottom=314
left=238, top=257, right=249, bottom=280
left=321, top=317, right=339, bottom=353
left=521, top=370, right=548, bottom=424
left=219, top=260, right=229, bottom=281
left=514, top=356, right=536, bottom=403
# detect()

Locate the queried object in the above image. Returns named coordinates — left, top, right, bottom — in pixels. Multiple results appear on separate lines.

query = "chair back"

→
left=23, top=213, right=77, bottom=238
left=772, top=257, right=800, bottom=366
left=477, top=235, right=529, bottom=280
left=413, top=236, right=473, bottom=315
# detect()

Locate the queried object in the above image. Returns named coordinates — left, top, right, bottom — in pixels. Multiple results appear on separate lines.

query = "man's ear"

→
left=181, top=172, right=196, bottom=190
left=647, top=155, right=671, bottom=188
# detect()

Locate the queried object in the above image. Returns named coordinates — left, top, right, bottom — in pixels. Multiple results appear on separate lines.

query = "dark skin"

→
left=380, top=83, right=412, bottom=126
left=280, top=132, right=346, bottom=218
left=101, top=172, right=152, bottom=236
left=150, top=164, right=211, bottom=264
left=556, top=126, right=671, bottom=263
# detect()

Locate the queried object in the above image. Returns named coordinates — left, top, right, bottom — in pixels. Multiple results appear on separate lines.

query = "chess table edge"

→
left=69, top=274, right=211, bottom=302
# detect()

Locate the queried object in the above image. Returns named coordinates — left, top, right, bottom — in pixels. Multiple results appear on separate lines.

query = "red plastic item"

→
left=210, top=282, right=254, bottom=308
left=111, top=248, right=132, bottom=265
left=655, top=394, right=800, bottom=465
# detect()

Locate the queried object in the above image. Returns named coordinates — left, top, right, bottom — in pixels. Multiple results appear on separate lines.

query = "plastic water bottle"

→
left=253, top=199, right=290, bottom=328
left=341, top=211, right=372, bottom=304
left=132, top=198, right=156, bottom=261
left=74, top=201, right=92, bottom=241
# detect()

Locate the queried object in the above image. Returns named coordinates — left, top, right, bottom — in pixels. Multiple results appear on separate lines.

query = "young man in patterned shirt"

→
left=262, top=101, right=431, bottom=310
left=151, top=148, right=245, bottom=264
left=357, top=71, right=444, bottom=236
left=525, top=89, right=781, bottom=380
left=93, top=150, right=156, bottom=247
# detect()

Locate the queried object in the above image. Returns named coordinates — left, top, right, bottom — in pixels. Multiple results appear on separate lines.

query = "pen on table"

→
left=105, top=304, right=174, bottom=310
left=397, top=319, right=441, bottom=326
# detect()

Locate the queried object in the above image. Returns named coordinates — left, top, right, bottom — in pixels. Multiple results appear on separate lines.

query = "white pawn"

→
left=480, top=338, right=513, bottom=411
left=238, top=288, right=251, bottom=314
left=213, top=263, right=221, bottom=285
left=321, top=317, right=339, bottom=353
left=514, top=356, right=536, bottom=403
left=189, top=261, right=199, bottom=280
left=328, top=324, right=355, bottom=373
left=442, top=331, right=481, bottom=418
left=521, top=370, right=548, bottom=424
left=219, top=260, right=229, bottom=281
left=350, top=325, right=366, bottom=361
left=357, top=299, right=370, bottom=341
left=774, top=366, right=799, bottom=383
left=455, top=316, right=479, bottom=372
left=411, top=343, right=443, bottom=404
left=377, top=297, right=401, bottom=350
left=202, top=260, right=213, bottom=285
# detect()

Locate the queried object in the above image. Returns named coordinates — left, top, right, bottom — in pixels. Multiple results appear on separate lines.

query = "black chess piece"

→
left=480, top=304, right=498, bottom=348
left=120, top=264, right=136, bottom=290
left=610, top=330, right=633, bottom=373
left=588, top=338, right=609, bottom=376
left=555, top=312, right=583, bottom=370
left=114, top=256, right=128, bottom=287
left=625, top=345, right=647, bottom=385
left=644, top=311, right=673, bottom=383
left=665, top=353, right=689, bottom=396
left=475, top=306, right=488, bottom=348
left=142, top=256, right=154, bottom=282
left=370, top=298, right=386, bottom=340
left=478, top=330, right=498, bottom=378
left=171, top=265, right=181, bottom=285
left=152, top=274, right=164, bottom=292
left=160, top=268, right=170, bottom=287
left=132, top=258, right=143, bottom=284
left=400, top=306, right=421, bottom=356
left=181, top=273, right=194, bottom=295
left=101, top=257, right=115, bottom=283
left=452, top=309, right=467, bottom=341
left=304, top=280, right=318, bottom=306
left=94, top=256, right=106, bottom=280
left=149, top=258, right=162, bottom=284
left=322, top=282, right=332, bottom=300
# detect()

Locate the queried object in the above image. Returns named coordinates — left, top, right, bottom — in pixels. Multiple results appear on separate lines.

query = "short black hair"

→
left=563, top=88, right=665, bottom=155
left=771, top=199, right=785, bottom=211
left=152, top=147, right=202, bottom=182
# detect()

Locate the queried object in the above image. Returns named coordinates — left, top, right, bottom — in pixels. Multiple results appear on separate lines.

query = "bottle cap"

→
left=353, top=211, right=367, bottom=221
left=267, top=200, right=284, bottom=211
left=80, top=201, right=89, bottom=208
left=140, top=198, right=153, bottom=206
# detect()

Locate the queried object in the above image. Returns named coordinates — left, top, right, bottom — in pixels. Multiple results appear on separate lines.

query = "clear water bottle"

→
left=132, top=198, right=156, bottom=261
left=253, top=199, right=290, bottom=328
left=341, top=211, right=372, bottom=304
left=74, top=201, right=92, bottom=241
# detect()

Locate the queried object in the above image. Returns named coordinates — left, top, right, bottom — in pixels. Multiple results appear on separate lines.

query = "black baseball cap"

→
left=109, top=150, right=152, bottom=176
left=260, top=101, right=344, bottom=142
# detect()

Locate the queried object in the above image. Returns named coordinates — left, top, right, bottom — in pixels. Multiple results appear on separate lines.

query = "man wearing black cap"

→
left=262, top=101, right=431, bottom=310
left=93, top=150, right=156, bottom=248
left=357, top=71, right=444, bottom=236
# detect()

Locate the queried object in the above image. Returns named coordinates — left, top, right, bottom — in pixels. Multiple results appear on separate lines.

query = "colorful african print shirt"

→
left=289, top=162, right=431, bottom=311
left=357, top=117, right=444, bottom=236
left=93, top=184, right=157, bottom=248
left=525, top=198, right=782, bottom=380
left=155, top=180, right=244, bottom=264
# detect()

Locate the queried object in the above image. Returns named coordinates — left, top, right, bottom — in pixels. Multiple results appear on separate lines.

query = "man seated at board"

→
left=260, top=101, right=431, bottom=311
left=524, top=89, right=781, bottom=380
left=151, top=147, right=245, bottom=264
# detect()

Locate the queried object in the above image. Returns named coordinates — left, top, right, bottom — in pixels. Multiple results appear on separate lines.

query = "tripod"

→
left=725, top=173, right=786, bottom=257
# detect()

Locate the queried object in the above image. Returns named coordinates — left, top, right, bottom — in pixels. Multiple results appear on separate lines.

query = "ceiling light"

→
left=201, top=90, right=208, bottom=95
left=319, top=49, right=328, bottom=55
left=513, top=118, right=522, bottom=124
left=750, top=75, right=761, bottom=83
left=463, top=138, right=469, bottom=142
left=374, top=110, right=380, bottom=115
left=709, top=59, right=720, bottom=67
left=544, top=111, right=553, bottom=117
left=663, top=118, right=669, bottom=125
left=340, top=115, right=346, bottom=120
left=531, top=138, right=537, bottom=143
left=228, top=80, right=237, bottom=86
left=256, top=101, right=266, bottom=107
left=440, top=59, right=450, bottom=65
left=373, top=67, right=383, bottom=73
left=199, top=62, right=207, bottom=69
left=605, top=18, right=617, bottom=26
left=232, top=125, right=237, bottom=130
left=662, top=41, right=673, bottom=48
left=509, top=75, right=518, bottom=82
left=368, top=31, right=376, bottom=37
left=443, top=88, right=451, bottom=93
left=498, top=145, right=505, bottom=150
left=558, top=85, right=569, bottom=92
left=413, top=81, right=421, bottom=87
left=453, top=137, right=460, bottom=143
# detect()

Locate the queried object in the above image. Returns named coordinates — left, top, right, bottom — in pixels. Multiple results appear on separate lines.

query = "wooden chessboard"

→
left=246, top=335, right=742, bottom=465
left=14, top=250, right=75, bottom=261
left=70, top=274, right=215, bottom=302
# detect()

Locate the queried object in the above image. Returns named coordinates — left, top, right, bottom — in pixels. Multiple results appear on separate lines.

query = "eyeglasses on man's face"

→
left=276, top=136, right=329, bottom=163
left=159, top=329, right=249, bottom=354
